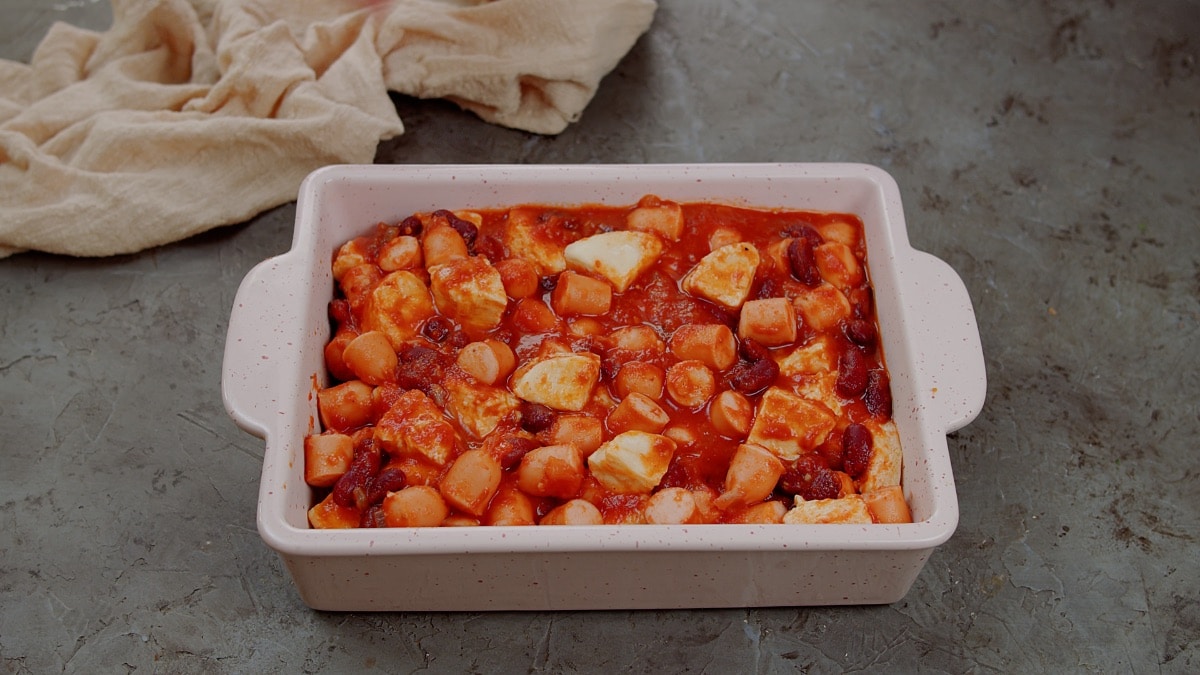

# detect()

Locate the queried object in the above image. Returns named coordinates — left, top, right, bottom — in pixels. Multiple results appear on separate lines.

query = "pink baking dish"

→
left=221, top=163, right=985, bottom=611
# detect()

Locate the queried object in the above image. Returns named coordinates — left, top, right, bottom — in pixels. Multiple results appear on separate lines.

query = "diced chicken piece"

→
left=783, top=495, right=873, bottom=524
left=362, top=270, right=436, bottom=350
left=680, top=243, right=760, bottom=310
left=503, top=207, right=571, bottom=276
left=793, top=283, right=852, bottom=331
left=429, top=256, right=507, bottom=334
left=859, top=419, right=903, bottom=492
left=563, top=231, right=664, bottom=293
left=510, top=352, right=601, bottom=412
left=587, top=431, right=677, bottom=494
left=738, top=298, right=797, bottom=347
left=626, top=198, right=684, bottom=241
left=373, top=389, right=461, bottom=467
left=746, top=387, right=837, bottom=461
left=814, top=241, right=864, bottom=290
left=443, top=372, right=522, bottom=439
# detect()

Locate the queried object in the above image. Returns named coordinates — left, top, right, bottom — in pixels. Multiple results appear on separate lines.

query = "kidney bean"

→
left=841, top=423, right=873, bottom=478
left=475, top=235, right=505, bottom=263
left=848, top=287, right=873, bottom=320
left=520, top=401, right=556, bottom=433
left=835, top=346, right=868, bottom=398
left=366, top=467, right=408, bottom=506
left=332, top=440, right=382, bottom=510
left=844, top=318, right=877, bottom=347
left=777, top=454, right=839, bottom=501
left=781, top=223, right=823, bottom=247
left=360, top=504, right=387, bottom=528
left=787, top=237, right=821, bottom=287
left=755, top=277, right=780, bottom=300
left=397, top=215, right=423, bottom=237
left=739, top=338, right=771, bottom=363
left=447, top=329, right=470, bottom=350
left=434, top=209, right=478, bottom=249
left=421, top=316, right=452, bottom=343
left=864, top=370, right=893, bottom=419
left=328, top=299, right=352, bottom=326
left=657, top=457, right=691, bottom=490
left=727, top=357, right=779, bottom=395
left=495, top=435, right=539, bottom=470
left=396, top=345, right=449, bottom=390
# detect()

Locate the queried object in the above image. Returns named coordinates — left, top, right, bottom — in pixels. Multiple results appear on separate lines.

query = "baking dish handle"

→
left=902, top=250, right=987, bottom=433
left=221, top=254, right=301, bottom=439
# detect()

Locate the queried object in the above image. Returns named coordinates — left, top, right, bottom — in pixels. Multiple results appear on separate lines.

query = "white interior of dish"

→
left=241, top=164, right=975, bottom=557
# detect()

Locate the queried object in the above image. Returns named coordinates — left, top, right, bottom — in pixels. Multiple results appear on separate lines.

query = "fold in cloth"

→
left=0, top=0, right=656, bottom=258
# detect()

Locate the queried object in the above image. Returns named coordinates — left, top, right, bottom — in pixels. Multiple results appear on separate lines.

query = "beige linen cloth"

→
left=0, top=0, right=656, bottom=258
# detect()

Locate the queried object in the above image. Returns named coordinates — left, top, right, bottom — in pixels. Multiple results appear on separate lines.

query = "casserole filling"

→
left=305, top=196, right=911, bottom=527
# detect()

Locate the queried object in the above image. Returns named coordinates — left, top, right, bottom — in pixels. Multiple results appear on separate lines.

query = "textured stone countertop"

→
left=2, top=1, right=1197, bottom=672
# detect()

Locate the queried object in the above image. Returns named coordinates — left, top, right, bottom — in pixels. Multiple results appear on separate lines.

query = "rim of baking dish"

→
left=223, top=163, right=985, bottom=558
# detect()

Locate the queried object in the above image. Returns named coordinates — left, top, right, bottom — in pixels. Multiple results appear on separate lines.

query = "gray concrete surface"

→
left=2, top=0, right=1198, bottom=672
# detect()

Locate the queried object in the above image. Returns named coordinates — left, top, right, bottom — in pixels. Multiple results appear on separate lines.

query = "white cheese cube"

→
left=373, top=389, right=460, bottom=467
left=746, top=386, right=837, bottom=461
left=510, top=352, right=601, bottom=412
left=783, top=495, right=873, bottom=524
left=429, top=256, right=507, bottom=334
left=680, top=242, right=760, bottom=310
left=776, top=336, right=836, bottom=377
left=362, top=271, right=436, bottom=350
left=587, top=431, right=678, bottom=494
left=859, top=419, right=902, bottom=492
left=563, top=231, right=664, bottom=293
left=503, top=207, right=569, bottom=276
left=443, top=372, right=521, bottom=439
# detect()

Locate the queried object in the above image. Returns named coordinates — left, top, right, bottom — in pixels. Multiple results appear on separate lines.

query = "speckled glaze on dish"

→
left=221, top=163, right=985, bottom=611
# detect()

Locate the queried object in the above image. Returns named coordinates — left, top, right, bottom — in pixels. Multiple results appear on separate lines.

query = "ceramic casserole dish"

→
left=221, top=163, right=985, bottom=611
